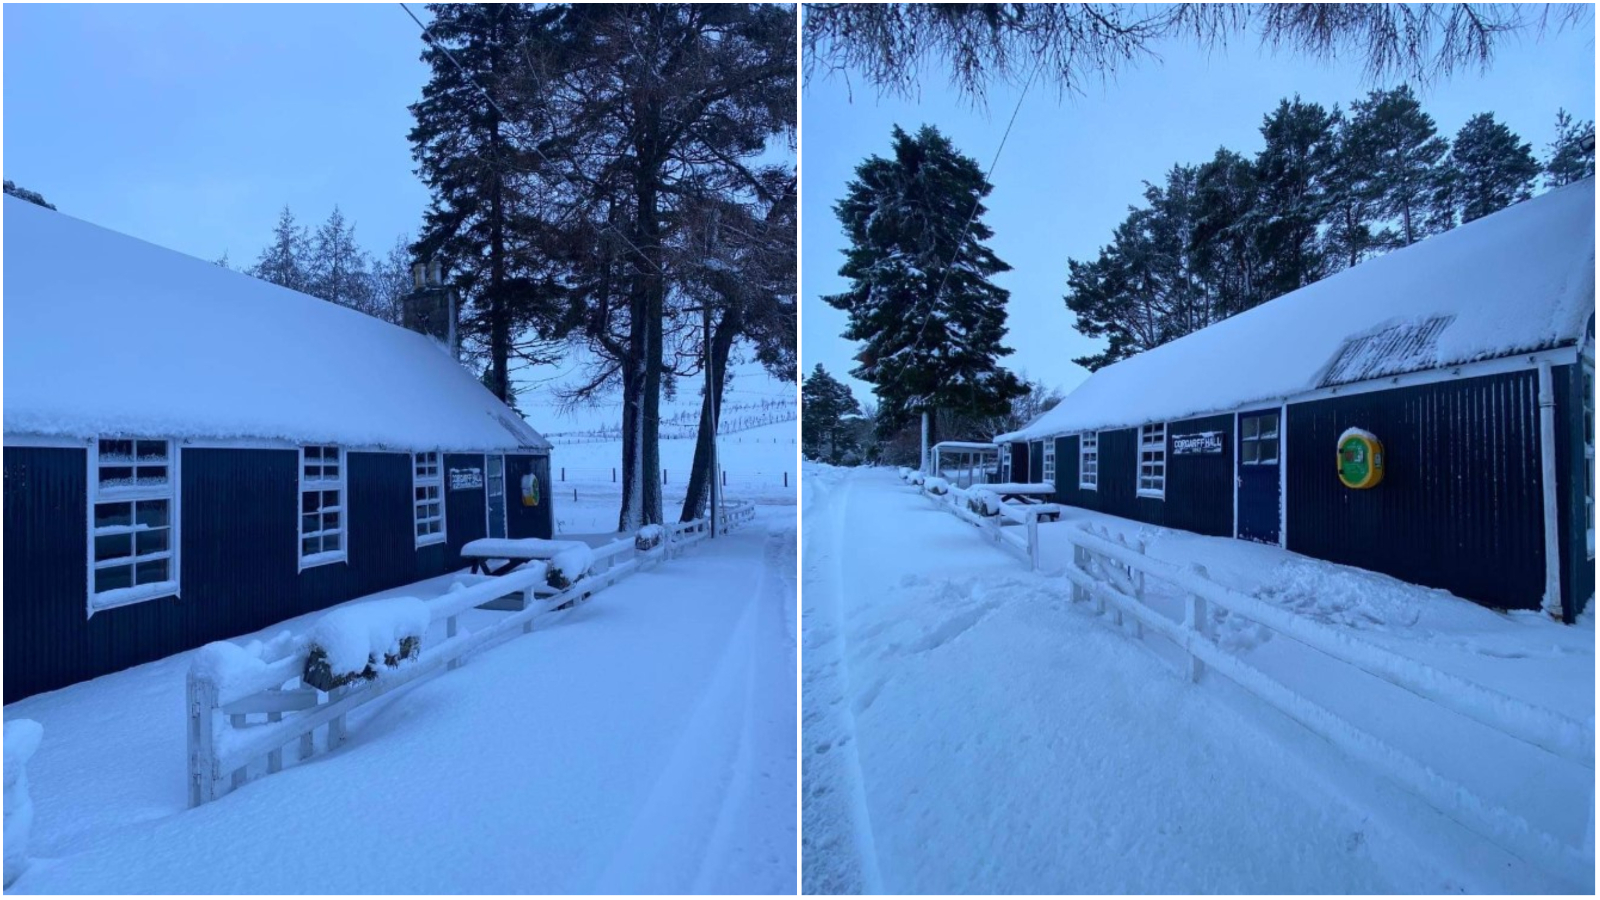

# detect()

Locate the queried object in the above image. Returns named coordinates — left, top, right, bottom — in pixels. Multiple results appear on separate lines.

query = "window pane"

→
left=95, top=564, right=133, bottom=593
left=99, top=466, right=135, bottom=487
left=302, top=537, right=321, bottom=557
left=135, top=558, right=169, bottom=585
left=302, top=492, right=320, bottom=514
left=136, top=440, right=167, bottom=461
left=305, top=446, right=323, bottom=461
left=322, top=489, right=340, bottom=509
left=1260, top=415, right=1279, bottom=438
left=135, top=528, right=168, bottom=556
left=322, top=533, right=341, bottom=553
left=1259, top=439, right=1279, bottom=463
left=137, top=465, right=168, bottom=486
left=99, top=439, right=134, bottom=462
left=322, top=510, right=341, bottom=531
left=135, top=500, right=169, bottom=529
left=95, top=533, right=133, bottom=562
left=96, top=502, right=133, bottom=530
left=1243, top=442, right=1259, bottom=464
left=1242, top=418, right=1259, bottom=439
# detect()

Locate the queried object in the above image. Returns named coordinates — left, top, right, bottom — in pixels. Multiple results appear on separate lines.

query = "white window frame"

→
left=1240, top=412, right=1281, bottom=466
left=87, top=437, right=180, bottom=615
left=1079, top=432, right=1099, bottom=490
left=1137, top=423, right=1167, bottom=499
left=1042, top=439, right=1056, bottom=484
left=485, top=453, right=507, bottom=540
left=299, top=445, right=348, bottom=569
left=414, top=451, right=446, bottom=547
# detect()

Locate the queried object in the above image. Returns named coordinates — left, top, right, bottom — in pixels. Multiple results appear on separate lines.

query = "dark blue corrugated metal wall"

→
left=3, top=445, right=516, bottom=701
left=1553, top=362, right=1593, bottom=622
left=1286, top=369, right=1546, bottom=611
left=505, top=454, right=554, bottom=539
left=444, top=453, right=488, bottom=568
left=1008, top=443, right=1029, bottom=482
left=1048, top=418, right=1229, bottom=535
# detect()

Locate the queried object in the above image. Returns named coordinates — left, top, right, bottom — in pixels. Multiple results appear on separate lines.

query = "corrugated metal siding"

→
left=5, top=445, right=483, bottom=702
left=1050, top=427, right=1167, bottom=527
left=505, top=454, right=554, bottom=539
left=1319, top=316, right=1454, bottom=386
left=1009, top=443, right=1029, bottom=482
left=4, top=446, right=90, bottom=701
left=444, top=452, right=488, bottom=567
left=1554, top=363, right=1593, bottom=622
left=1028, top=441, right=1043, bottom=485
left=1286, top=369, right=1545, bottom=611
left=1165, top=414, right=1234, bottom=538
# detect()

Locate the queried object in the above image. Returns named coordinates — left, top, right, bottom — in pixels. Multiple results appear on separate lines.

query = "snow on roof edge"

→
left=998, top=179, right=1596, bottom=444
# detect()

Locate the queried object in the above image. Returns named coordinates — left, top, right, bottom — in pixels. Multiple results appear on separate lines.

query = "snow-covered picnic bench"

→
left=983, top=482, right=1061, bottom=518
left=459, top=538, right=593, bottom=577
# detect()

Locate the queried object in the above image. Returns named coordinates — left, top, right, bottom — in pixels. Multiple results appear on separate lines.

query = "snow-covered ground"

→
left=801, top=464, right=1594, bottom=894
left=550, top=417, right=797, bottom=534
left=5, top=508, right=797, bottom=894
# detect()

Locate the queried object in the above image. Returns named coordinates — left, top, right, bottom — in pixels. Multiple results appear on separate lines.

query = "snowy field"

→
left=6, top=508, right=797, bottom=894
left=550, top=417, right=797, bottom=535
left=801, top=464, right=1593, bottom=894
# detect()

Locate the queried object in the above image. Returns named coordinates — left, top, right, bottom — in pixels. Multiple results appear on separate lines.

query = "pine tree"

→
left=1253, top=96, right=1337, bottom=296
left=1349, top=85, right=1453, bottom=247
left=306, top=206, right=378, bottom=316
left=1324, top=107, right=1387, bottom=270
left=802, top=364, right=862, bottom=464
left=1451, top=113, right=1540, bottom=223
left=1192, top=147, right=1264, bottom=315
left=409, top=3, right=548, bottom=404
left=1544, top=108, right=1596, bottom=188
left=368, top=234, right=416, bottom=325
left=826, top=124, right=1025, bottom=443
left=250, top=206, right=310, bottom=293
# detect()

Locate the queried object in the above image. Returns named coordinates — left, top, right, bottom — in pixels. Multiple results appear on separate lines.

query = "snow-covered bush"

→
left=4, top=719, right=43, bottom=888
left=303, top=598, right=428, bottom=691
left=923, top=476, right=950, bottom=496
left=909, top=470, right=927, bottom=485
left=967, top=488, right=1001, bottom=517
left=546, top=544, right=595, bottom=591
left=897, top=466, right=914, bottom=481
left=635, top=523, right=666, bottom=552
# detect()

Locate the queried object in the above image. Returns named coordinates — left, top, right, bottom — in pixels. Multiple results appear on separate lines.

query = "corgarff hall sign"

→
left=1172, top=431, right=1224, bottom=455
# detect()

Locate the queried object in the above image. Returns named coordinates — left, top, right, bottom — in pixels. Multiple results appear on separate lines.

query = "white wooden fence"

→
left=910, top=475, right=1595, bottom=886
left=919, top=481, right=1050, bottom=570
left=186, top=510, right=748, bottom=807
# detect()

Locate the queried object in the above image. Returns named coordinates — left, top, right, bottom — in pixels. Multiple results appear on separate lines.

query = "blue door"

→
left=1236, top=409, right=1281, bottom=544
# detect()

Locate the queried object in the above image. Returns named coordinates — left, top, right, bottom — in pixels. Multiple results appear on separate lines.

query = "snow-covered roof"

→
left=3, top=196, right=549, bottom=452
left=1000, top=178, right=1596, bottom=443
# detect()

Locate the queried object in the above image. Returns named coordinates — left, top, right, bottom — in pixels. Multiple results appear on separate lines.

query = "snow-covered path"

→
left=799, top=466, right=1576, bottom=893
left=7, top=512, right=796, bottom=895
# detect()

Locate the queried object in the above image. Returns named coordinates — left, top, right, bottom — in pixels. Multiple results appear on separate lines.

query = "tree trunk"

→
left=679, top=310, right=740, bottom=521
left=617, top=355, right=643, bottom=532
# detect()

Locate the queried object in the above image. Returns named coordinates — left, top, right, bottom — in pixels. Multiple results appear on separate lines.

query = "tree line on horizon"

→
left=1067, top=91, right=1595, bottom=371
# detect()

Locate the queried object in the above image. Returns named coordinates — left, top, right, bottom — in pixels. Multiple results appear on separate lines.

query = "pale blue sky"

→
left=4, top=3, right=430, bottom=267
left=801, top=22, right=1596, bottom=405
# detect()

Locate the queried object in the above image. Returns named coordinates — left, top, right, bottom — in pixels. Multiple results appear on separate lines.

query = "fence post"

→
left=1130, top=540, right=1147, bottom=639
left=267, top=711, right=284, bottom=773
left=612, top=467, right=616, bottom=483
left=447, top=614, right=461, bottom=671
left=783, top=471, right=788, bottom=487
left=1027, top=512, right=1040, bottom=571
left=1185, top=592, right=1208, bottom=683
left=187, top=671, right=219, bottom=808
left=523, top=585, right=538, bottom=633
left=662, top=468, right=667, bottom=484
left=561, top=467, right=565, bottom=481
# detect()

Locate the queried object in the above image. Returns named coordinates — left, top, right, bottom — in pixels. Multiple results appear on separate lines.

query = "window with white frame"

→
left=1042, top=439, right=1056, bottom=484
left=300, top=445, right=346, bottom=566
left=414, top=451, right=445, bottom=545
left=1079, top=432, right=1099, bottom=489
left=90, top=438, right=178, bottom=609
left=1138, top=423, right=1166, bottom=498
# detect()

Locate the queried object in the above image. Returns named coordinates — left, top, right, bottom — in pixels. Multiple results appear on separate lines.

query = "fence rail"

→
left=186, top=508, right=751, bottom=807
left=907, top=472, right=1595, bottom=885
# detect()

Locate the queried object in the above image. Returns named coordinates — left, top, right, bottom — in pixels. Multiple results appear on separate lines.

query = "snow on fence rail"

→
left=908, top=472, right=1596, bottom=884
left=185, top=511, right=744, bottom=807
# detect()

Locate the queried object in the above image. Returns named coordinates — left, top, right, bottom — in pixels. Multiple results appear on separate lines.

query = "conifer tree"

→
left=1252, top=97, right=1337, bottom=296
left=1544, top=108, right=1596, bottom=188
left=306, top=206, right=377, bottom=316
left=1451, top=113, right=1540, bottom=223
left=802, top=364, right=862, bottom=464
left=250, top=205, right=311, bottom=293
left=1348, top=86, right=1453, bottom=247
left=826, top=125, right=1025, bottom=444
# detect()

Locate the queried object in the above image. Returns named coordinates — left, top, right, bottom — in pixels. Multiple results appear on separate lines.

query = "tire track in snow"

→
left=800, top=469, right=885, bottom=894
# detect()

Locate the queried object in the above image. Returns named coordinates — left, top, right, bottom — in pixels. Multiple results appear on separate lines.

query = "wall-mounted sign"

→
left=1337, top=428, right=1384, bottom=489
left=1172, top=431, right=1224, bottom=455
left=449, top=467, right=484, bottom=491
